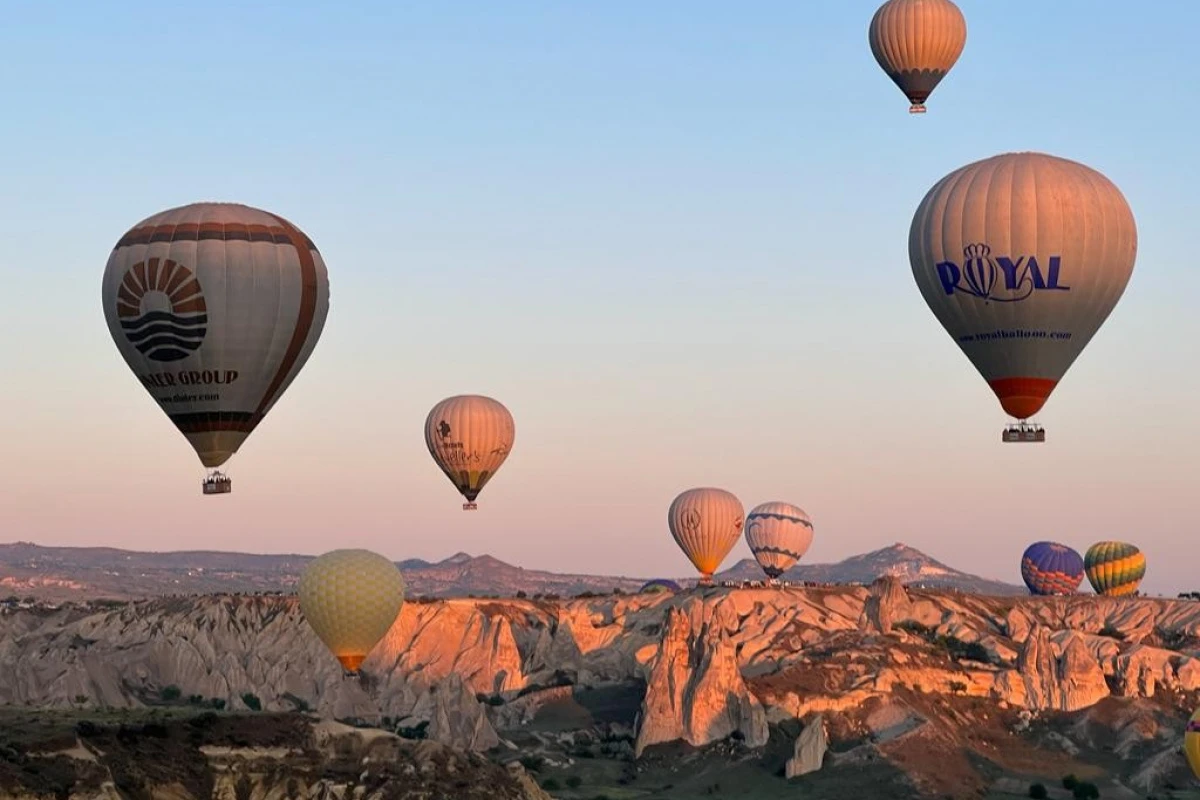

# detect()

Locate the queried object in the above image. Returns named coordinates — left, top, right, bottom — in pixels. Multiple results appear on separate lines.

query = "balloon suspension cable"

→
left=202, top=469, right=233, bottom=495
left=1002, top=419, right=1045, bottom=444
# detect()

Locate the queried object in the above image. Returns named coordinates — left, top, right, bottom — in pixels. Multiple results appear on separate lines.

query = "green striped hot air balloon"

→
left=1084, top=541, right=1146, bottom=597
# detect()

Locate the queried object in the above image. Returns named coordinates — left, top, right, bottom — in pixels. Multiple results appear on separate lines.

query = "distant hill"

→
left=0, top=540, right=1023, bottom=601
left=717, top=542, right=1024, bottom=596
left=0, top=542, right=648, bottom=601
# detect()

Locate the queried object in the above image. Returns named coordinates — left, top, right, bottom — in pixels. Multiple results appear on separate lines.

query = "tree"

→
left=1028, top=784, right=1047, bottom=799
left=241, top=693, right=262, bottom=711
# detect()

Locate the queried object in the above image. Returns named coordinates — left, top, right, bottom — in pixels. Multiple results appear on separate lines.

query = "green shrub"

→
left=241, top=693, right=262, bottom=711
left=1028, top=784, right=1048, bottom=799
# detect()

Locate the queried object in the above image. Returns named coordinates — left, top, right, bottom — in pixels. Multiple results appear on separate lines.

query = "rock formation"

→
left=0, top=713, right=551, bottom=800
left=785, top=714, right=827, bottom=778
left=633, top=602, right=768, bottom=756
left=4, top=585, right=1200, bottom=766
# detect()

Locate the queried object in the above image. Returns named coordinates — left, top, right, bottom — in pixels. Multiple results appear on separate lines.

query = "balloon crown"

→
left=963, top=243, right=991, bottom=259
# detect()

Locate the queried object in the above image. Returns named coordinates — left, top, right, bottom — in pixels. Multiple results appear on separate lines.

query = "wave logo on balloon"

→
left=116, top=258, right=208, bottom=362
left=935, top=243, right=1070, bottom=304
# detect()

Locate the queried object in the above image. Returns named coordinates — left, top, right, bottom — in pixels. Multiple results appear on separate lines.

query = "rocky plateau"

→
left=4, top=578, right=1200, bottom=798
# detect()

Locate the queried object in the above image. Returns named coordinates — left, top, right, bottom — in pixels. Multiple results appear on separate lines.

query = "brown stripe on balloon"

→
left=170, top=411, right=256, bottom=434
left=252, top=212, right=320, bottom=420
left=115, top=222, right=318, bottom=250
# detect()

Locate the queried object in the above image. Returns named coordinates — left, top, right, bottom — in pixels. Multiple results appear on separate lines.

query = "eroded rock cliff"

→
left=4, top=580, right=1200, bottom=764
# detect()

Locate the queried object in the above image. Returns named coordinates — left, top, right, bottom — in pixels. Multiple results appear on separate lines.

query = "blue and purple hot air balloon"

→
left=1020, top=541, right=1085, bottom=596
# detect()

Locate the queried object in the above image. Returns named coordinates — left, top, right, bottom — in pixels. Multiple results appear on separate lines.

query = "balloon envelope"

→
left=102, top=202, right=330, bottom=469
left=298, top=549, right=406, bottom=673
left=425, top=395, right=516, bottom=508
left=1084, top=541, right=1146, bottom=597
left=1185, top=708, right=1200, bottom=779
left=668, top=488, right=745, bottom=580
left=640, top=579, right=682, bottom=594
left=868, top=0, right=966, bottom=113
left=744, top=502, right=814, bottom=579
left=1019, top=541, right=1084, bottom=596
left=909, top=152, right=1137, bottom=421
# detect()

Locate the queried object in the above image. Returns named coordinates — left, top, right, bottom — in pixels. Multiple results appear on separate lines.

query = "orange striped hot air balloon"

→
left=868, top=0, right=967, bottom=114
left=425, top=395, right=515, bottom=510
left=668, top=488, right=744, bottom=584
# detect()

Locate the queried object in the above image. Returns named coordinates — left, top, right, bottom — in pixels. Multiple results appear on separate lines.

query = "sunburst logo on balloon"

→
left=116, top=258, right=208, bottom=362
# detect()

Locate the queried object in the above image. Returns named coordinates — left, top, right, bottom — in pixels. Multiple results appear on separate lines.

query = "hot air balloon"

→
left=909, top=152, right=1138, bottom=442
left=1184, top=708, right=1200, bottom=779
left=1019, top=542, right=1084, bottom=596
left=744, top=502, right=814, bottom=580
left=425, top=395, right=515, bottom=510
left=298, top=549, right=405, bottom=675
left=1084, top=541, right=1146, bottom=597
left=668, top=488, right=744, bottom=584
left=868, top=0, right=967, bottom=114
left=102, top=203, right=330, bottom=494
left=640, top=579, right=682, bottom=595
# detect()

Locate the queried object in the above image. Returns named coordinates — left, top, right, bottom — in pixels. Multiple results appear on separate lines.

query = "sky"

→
left=1, top=1, right=1197, bottom=595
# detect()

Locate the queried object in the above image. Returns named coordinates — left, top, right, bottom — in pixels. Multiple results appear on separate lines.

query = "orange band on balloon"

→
left=988, top=377, right=1057, bottom=420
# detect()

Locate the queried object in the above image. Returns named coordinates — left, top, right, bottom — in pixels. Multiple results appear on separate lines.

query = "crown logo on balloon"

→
left=960, top=243, right=997, bottom=300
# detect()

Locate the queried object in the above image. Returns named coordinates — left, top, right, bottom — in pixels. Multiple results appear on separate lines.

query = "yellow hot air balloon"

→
left=868, top=0, right=967, bottom=114
left=1083, top=541, right=1146, bottom=597
left=668, top=488, right=745, bottom=584
left=298, top=549, right=405, bottom=674
left=1185, top=708, right=1200, bottom=779
left=425, top=395, right=515, bottom=510
left=102, top=203, right=330, bottom=494
left=909, top=152, right=1137, bottom=442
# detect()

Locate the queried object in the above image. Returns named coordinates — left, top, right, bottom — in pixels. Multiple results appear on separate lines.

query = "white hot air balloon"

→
left=668, top=488, right=745, bottom=584
left=425, top=395, right=515, bottom=510
left=869, top=0, right=967, bottom=114
left=744, top=502, right=814, bottom=580
left=908, top=152, right=1137, bottom=442
left=102, top=203, right=330, bottom=493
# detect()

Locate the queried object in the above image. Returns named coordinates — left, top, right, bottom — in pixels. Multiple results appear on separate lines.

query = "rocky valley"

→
left=4, top=578, right=1200, bottom=798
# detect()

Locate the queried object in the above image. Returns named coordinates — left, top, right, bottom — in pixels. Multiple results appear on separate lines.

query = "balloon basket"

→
left=202, top=471, right=232, bottom=495
left=1002, top=422, right=1045, bottom=443
left=908, top=104, right=927, bottom=114
left=462, top=502, right=478, bottom=511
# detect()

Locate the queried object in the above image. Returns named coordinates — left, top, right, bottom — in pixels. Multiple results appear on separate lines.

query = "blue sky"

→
left=1, top=2, right=1197, bottom=593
